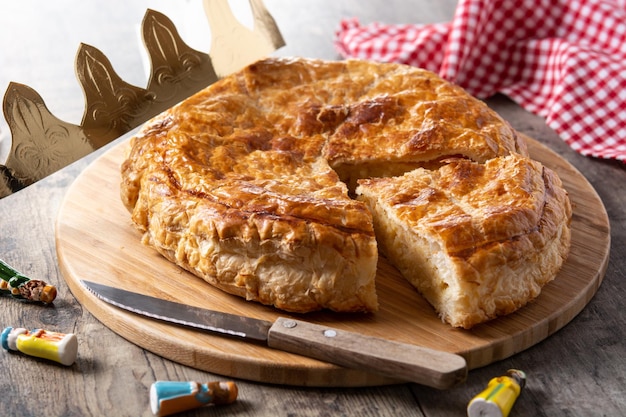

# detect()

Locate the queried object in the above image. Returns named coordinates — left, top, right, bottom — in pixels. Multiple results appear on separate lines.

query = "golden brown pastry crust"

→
left=356, top=154, right=572, bottom=328
left=121, top=57, right=569, bottom=323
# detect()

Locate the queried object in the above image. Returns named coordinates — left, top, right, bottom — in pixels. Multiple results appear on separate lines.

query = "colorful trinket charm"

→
left=150, top=380, right=238, bottom=416
left=1, top=327, right=78, bottom=366
left=467, top=369, right=526, bottom=417
left=0, top=259, right=57, bottom=303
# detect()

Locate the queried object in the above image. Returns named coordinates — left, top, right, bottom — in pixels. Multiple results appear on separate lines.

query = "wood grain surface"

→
left=55, top=135, right=610, bottom=387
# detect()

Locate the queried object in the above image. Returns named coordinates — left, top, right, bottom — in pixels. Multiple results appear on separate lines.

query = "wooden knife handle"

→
left=268, top=317, right=467, bottom=389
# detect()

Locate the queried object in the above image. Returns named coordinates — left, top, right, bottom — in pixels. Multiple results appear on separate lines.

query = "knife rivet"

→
left=323, top=329, right=337, bottom=338
left=282, top=320, right=297, bottom=329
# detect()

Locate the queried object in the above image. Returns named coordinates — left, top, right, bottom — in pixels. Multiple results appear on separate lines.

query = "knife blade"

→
left=81, top=280, right=467, bottom=389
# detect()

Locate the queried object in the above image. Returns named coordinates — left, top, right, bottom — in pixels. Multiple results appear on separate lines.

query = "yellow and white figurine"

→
left=1, top=327, right=78, bottom=366
left=467, top=369, right=526, bottom=417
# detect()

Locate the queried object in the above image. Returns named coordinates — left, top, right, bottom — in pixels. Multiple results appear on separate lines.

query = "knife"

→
left=81, top=280, right=467, bottom=389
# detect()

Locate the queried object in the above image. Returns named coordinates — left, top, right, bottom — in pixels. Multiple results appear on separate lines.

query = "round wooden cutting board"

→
left=56, top=136, right=610, bottom=387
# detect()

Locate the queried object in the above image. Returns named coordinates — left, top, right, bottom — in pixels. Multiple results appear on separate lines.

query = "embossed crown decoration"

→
left=0, top=0, right=284, bottom=198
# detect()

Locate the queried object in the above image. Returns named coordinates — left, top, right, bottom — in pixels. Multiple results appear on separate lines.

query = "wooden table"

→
left=1, top=1, right=624, bottom=416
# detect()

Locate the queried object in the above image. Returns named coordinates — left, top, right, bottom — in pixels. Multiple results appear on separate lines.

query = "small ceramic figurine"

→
left=467, top=369, right=527, bottom=417
left=1, top=327, right=78, bottom=366
left=150, top=380, right=238, bottom=416
left=0, top=259, right=57, bottom=303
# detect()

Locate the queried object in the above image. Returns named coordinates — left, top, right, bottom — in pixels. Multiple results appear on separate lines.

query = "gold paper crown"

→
left=0, top=0, right=284, bottom=198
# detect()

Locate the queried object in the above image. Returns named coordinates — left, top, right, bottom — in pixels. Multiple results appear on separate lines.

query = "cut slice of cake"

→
left=356, top=154, right=572, bottom=328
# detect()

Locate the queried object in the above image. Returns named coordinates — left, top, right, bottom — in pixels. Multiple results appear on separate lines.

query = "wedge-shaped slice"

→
left=356, top=154, right=571, bottom=328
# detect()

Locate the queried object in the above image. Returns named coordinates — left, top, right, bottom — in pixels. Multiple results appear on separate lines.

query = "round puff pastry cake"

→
left=120, top=57, right=571, bottom=327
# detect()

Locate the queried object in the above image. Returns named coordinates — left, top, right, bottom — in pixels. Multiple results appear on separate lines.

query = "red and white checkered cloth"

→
left=335, top=0, right=626, bottom=162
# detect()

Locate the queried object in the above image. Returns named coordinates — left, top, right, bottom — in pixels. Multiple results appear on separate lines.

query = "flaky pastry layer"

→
left=356, top=154, right=572, bottom=328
